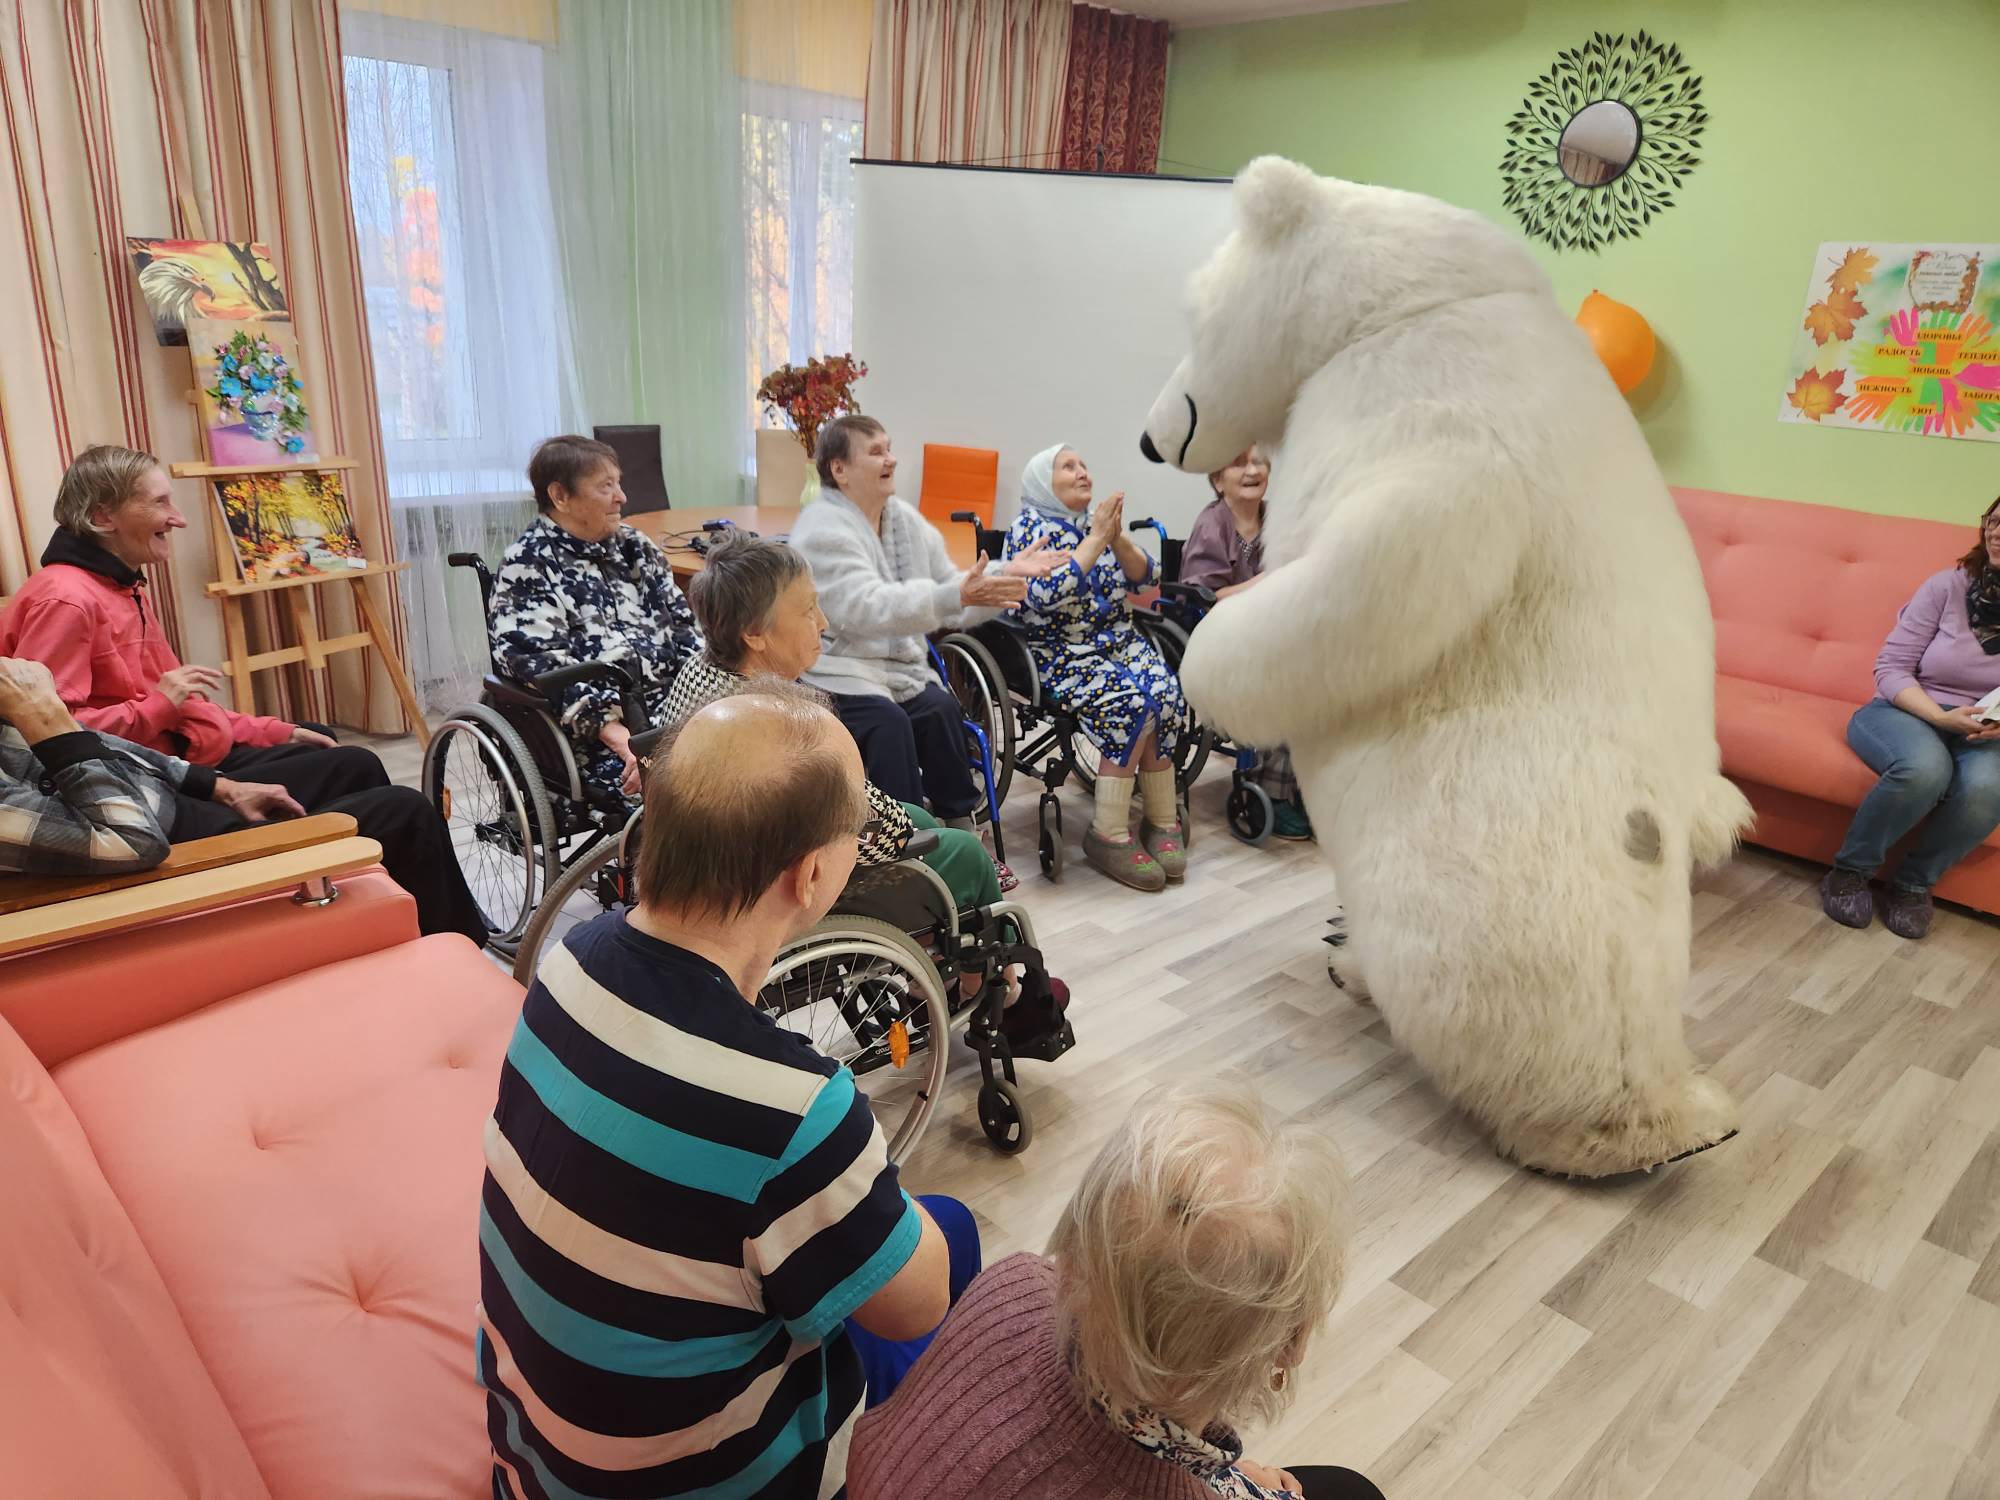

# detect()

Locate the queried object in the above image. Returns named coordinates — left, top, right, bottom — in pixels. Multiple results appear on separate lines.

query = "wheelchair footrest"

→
left=1009, top=1018, right=1075, bottom=1064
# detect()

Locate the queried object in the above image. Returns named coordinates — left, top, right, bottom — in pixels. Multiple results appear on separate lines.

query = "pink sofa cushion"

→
left=53, top=934, right=521, bottom=1500
left=1714, top=675, right=1880, bottom=809
left=0, top=1019, right=271, bottom=1500
left=1674, top=486, right=1973, bottom=704
left=1, top=869, right=419, bottom=1069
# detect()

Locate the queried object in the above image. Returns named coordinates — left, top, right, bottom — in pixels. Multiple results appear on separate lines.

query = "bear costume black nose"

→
left=1139, top=432, right=1163, bottom=464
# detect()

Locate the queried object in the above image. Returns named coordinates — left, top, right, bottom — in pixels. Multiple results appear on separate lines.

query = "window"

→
left=741, top=83, right=864, bottom=444
left=342, top=15, right=577, bottom=504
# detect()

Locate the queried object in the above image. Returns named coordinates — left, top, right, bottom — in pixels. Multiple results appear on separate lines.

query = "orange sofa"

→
left=0, top=846, right=520, bottom=1498
left=1674, top=485, right=2000, bottom=915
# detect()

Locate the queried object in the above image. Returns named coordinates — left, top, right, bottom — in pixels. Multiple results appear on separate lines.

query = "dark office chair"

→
left=592, top=424, right=670, bottom=514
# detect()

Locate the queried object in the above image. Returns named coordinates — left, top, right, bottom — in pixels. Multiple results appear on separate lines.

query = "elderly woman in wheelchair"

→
left=662, top=533, right=1071, bottom=1058
left=1001, top=444, right=1196, bottom=892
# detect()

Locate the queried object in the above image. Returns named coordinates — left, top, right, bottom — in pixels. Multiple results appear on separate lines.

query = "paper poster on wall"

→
left=1779, top=241, right=2000, bottom=442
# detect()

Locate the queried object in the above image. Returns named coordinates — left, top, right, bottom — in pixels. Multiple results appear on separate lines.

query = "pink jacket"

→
left=0, top=539, right=292, bottom=766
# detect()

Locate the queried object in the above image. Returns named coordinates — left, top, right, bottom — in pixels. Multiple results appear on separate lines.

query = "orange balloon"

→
left=1576, top=290, right=1656, bottom=394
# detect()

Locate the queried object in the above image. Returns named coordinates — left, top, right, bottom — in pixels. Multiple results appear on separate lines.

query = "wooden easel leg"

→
left=350, top=576, right=429, bottom=746
left=222, top=596, right=255, bottom=712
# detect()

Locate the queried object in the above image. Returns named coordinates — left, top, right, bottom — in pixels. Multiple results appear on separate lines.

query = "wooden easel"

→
left=168, top=456, right=429, bottom=746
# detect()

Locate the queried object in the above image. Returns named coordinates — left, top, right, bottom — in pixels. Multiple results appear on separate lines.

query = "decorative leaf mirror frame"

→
left=1500, top=31, right=1706, bottom=253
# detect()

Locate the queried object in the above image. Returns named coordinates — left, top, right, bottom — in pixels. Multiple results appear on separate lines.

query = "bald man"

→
left=477, top=687, right=959, bottom=1500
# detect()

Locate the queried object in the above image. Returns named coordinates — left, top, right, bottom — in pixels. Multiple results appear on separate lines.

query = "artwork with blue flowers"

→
left=189, top=316, right=318, bottom=466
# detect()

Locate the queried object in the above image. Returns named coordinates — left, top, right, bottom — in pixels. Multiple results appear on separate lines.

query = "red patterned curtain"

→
left=1058, top=3, right=1168, bottom=174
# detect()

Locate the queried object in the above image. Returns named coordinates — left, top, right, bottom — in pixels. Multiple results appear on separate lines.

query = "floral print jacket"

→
left=488, top=516, right=702, bottom=742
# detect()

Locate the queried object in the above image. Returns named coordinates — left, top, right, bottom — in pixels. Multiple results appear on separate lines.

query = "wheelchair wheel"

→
left=1038, top=795, right=1064, bottom=880
left=977, top=1078, right=1032, bottom=1154
left=422, top=705, right=558, bottom=948
left=1227, top=780, right=1275, bottom=846
left=759, top=915, right=952, bottom=1164
left=508, top=822, right=636, bottom=986
left=1141, top=615, right=1213, bottom=792
left=937, top=631, right=1016, bottom=811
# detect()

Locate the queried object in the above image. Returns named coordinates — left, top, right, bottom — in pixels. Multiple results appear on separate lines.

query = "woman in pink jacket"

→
left=0, top=445, right=390, bottom=812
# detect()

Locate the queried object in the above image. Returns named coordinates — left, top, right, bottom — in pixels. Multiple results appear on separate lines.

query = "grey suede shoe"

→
left=1141, top=820, right=1187, bottom=882
left=1819, top=868, right=1875, bottom=929
left=1084, top=826, right=1166, bottom=892
left=1880, top=884, right=1934, bottom=940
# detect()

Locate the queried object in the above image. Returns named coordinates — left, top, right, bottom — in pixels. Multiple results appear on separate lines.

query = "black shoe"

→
left=1819, top=868, right=1875, bottom=929
left=998, top=978, right=1070, bottom=1052
left=1880, top=884, right=1934, bottom=940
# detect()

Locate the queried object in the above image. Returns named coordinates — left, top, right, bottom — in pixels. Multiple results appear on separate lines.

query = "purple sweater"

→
left=1875, top=567, right=2000, bottom=708
left=847, top=1254, right=1218, bottom=1500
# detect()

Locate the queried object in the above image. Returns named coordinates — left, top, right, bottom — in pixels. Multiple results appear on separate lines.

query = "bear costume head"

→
left=1139, top=155, right=1546, bottom=475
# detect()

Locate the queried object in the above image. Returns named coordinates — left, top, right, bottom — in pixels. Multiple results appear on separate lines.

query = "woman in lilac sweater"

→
left=847, top=1082, right=1383, bottom=1500
left=1822, top=496, right=2000, bottom=938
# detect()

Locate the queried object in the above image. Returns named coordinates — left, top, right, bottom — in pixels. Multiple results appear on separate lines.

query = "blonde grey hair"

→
left=53, top=444, right=162, bottom=536
left=1048, top=1079, right=1350, bottom=1431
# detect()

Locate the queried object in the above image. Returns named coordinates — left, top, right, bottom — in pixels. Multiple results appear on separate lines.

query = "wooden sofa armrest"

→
left=0, top=813, right=359, bottom=917
left=0, top=834, right=384, bottom=960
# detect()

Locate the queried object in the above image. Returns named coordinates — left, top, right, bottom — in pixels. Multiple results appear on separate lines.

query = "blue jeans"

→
left=844, top=1194, right=981, bottom=1407
left=1834, top=699, right=2000, bottom=890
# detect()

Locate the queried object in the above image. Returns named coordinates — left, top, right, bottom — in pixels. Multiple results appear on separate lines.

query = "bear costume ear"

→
left=1234, top=155, right=1319, bottom=245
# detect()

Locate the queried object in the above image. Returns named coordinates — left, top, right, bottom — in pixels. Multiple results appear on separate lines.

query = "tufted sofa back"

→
left=1672, top=486, right=1974, bottom=703
left=0, top=1015, right=273, bottom=1499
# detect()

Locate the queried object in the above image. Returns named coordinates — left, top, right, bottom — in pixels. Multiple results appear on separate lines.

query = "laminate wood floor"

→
left=363, top=730, right=2000, bottom=1498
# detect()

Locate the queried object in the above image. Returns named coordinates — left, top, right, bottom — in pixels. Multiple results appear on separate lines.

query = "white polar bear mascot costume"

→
left=1143, top=157, right=1749, bottom=1177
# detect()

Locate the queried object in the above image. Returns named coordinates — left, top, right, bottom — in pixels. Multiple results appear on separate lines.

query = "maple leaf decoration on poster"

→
left=1828, top=247, right=1879, bottom=295
left=1779, top=241, right=2000, bottom=443
left=1787, top=368, right=1849, bottom=422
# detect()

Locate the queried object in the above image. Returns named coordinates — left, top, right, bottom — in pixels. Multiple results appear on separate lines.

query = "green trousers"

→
left=903, top=802, right=1001, bottom=909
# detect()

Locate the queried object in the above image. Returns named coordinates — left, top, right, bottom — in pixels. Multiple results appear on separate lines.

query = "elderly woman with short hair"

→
left=488, top=434, right=701, bottom=806
left=662, top=534, right=1067, bottom=1044
left=848, top=1080, right=1382, bottom=1500
left=0, top=444, right=392, bottom=811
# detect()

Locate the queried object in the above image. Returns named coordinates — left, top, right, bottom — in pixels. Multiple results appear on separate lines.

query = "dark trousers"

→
left=172, top=783, right=488, bottom=946
left=215, top=737, right=393, bottom=807
left=1290, top=1467, right=1386, bottom=1500
left=831, top=684, right=978, bottom=819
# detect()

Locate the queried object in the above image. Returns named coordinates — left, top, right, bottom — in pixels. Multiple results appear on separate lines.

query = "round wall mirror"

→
left=1557, top=100, right=1640, bottom=187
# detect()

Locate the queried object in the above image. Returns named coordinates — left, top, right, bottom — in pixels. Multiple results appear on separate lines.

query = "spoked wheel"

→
left=1038, top=795, right=1064, bottom=880
left=758, top=916, right=952, bottom=1164
left=1227, top=780, right=1275, bottom=846
left=1141, top=615, right=1213, bottom=793
left=976, top=1078, right=1032, bottom=1154
left=422, top=705, right=557, bottom=949
left=938, top=631, right=1016, bottom=811
left=508, top=825, right=628, bottom=986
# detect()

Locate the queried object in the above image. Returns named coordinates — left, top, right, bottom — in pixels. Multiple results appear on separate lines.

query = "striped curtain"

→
left=863, top=0, right=1071, bottom=168
left=0, top=0, right=405, bottom=732
left=1059, top=3, right=1167, bottom=174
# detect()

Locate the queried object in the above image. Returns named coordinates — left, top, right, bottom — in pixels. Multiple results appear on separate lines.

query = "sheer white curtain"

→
left=342, top=9, right=583, bottom=714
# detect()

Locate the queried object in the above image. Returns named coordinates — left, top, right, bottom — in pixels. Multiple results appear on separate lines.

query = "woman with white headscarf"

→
left=1005, top=444, right=1193, bottom=891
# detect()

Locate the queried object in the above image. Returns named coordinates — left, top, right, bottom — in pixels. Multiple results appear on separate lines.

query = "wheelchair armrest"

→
left=532, top=660, right=636, bottom=698
left=902, top=828, right=941, bottom=859
left=629, top=724, right=671, bottom=760
left=1160, top=580, right=1217, bottom=609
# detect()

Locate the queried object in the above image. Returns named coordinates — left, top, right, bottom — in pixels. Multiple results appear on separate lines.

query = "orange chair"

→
left=1674, top=486, right=2000, bottom=915
left=919, top=444, right=1000, bottom=531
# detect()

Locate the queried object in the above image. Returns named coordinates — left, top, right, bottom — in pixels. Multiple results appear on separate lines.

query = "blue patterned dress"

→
left=1004, top=506, right=1189, bottom=766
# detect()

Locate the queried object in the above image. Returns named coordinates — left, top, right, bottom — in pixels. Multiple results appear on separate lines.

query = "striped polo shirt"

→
left=478, top=911, right=921, bottom=1499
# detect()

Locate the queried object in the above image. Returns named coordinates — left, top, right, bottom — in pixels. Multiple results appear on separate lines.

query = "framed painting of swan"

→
left=125, top=238, right=290, bottom=347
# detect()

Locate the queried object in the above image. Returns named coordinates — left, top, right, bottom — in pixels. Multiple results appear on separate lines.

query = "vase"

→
left=243, top=407, right=280, bottom=441
left=801, top=473, right=821, bottom=505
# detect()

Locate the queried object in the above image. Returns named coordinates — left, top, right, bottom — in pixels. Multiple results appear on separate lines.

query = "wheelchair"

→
left=505, top=768, right=1074, bottom=1163
left=1126, top=517, right=1280, bottom=847
left=420, top=552, right=649, bottom=951
left=931, top=512, right=1214, bottom=880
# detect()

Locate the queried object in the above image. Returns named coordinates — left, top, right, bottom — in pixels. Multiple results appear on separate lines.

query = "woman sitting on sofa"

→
left=847, top=1080, right=1383, bottom=1500
left=1821, top=494, right=2000, bottom=939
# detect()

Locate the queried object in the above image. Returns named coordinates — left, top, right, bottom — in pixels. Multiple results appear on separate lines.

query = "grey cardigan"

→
left=790, top=488, right=1000, bottom=701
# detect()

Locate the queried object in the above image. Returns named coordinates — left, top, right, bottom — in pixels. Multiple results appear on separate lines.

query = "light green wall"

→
left=1160, top=0, right=2000, bottom=523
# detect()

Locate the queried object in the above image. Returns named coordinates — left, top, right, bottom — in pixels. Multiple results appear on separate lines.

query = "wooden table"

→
left=630, top=505, right=978, bottom=580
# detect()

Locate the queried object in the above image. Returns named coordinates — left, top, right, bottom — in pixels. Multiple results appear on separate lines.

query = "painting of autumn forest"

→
left=214, top=472, right=369, bottom=583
